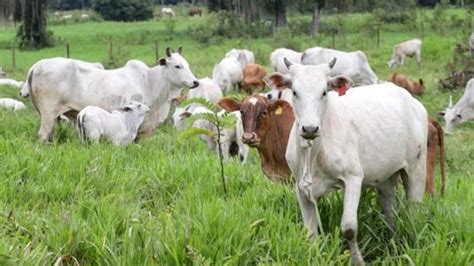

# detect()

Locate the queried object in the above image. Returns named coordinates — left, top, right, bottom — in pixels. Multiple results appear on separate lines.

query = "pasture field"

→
left=1, top=7, right=474, bottom=265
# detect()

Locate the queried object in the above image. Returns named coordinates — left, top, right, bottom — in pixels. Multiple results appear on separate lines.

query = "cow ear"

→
left=158, top=58, right=167, bottom=66
left=177, top=46, right=183, bottom=54
left=328, top=75, right=353, bottom=96
left=166, top=47, right=173, bottom=57
left=419, top=79, right=424, bottom=86
left=264, top=73, right=291, bottom=91
left=268, top=100, right=291, bottom=116
left=180, top=111, right=192, bottom=118
left=218, top=98, right=240, bottom=112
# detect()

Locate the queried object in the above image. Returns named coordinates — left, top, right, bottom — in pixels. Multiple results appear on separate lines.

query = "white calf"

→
left=0, top=79, right=24, bottom=89
left=77, top=101, right=150, bottom=146
left=0, top=98, right=26, bottom=111
left=212, top=57, right=242, bottom=93
left=388, top=39, right=422, bottom=68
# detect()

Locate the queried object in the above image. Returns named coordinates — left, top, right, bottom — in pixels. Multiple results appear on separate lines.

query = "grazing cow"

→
left=219, top=95, right=294, bottom=182
left=61, top=14, right=73, bottom=21
left=188, top=77, right=223, bottom=104
left=270, top=48, right=302, bottom=74
left=439, top=78, right=474, bottom=134
left=189, top=7, right=203, bottom=17
left=25, top=47, right=198, bottom=143
left=266, top=58, right=427, bottom=265
left=0, top=98, right=26, bottom=111
left=77, top=101, right=150, bottom=146
left=265, top=88, right=293, bottom=106
left=388, top=39, right=422, bottom=68
left=225, top=49, right=255, bottom=70
left=80, top=13, right=89, bottom=19
left=161, top=8, right=176, bottom=17
left=0, top=79, right=24, bottom=89
left=389, top=73, right=425, bottom=95
left=173, top=106, right=249, bottom=162
left=240, top=63, right=267, bottom=94
left=301, top=47, right=378, bottom=85
left=212, top=57, right=242, bottom=93
left=426, top=117, right=446, bottom=196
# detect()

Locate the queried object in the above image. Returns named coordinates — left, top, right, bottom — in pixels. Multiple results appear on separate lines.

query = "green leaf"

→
left=180, top=97, right=220, bottom=113
left=178, top=127, right=216, bottom=143
left=219, top=113, right=237, bottom=129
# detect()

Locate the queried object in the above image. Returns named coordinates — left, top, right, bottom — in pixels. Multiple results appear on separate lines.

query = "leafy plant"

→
left=177, top=98, right=237, bottom=197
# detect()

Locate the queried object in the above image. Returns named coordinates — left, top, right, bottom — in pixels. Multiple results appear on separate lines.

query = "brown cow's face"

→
left=239, top=95, right=271, bottom=147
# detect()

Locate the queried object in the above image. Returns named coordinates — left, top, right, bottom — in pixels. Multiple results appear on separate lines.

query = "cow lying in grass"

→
left=0, top=98, right=26, bottom=111
left=77, top=101, right=150, bottom=146
left=389, top=73, right=425, bottom=95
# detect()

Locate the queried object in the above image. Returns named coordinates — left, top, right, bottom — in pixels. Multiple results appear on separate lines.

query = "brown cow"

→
left=389, top=73, right=425, bottom=95
left=219, top=95, right=294, bottom=183
left=239, top=63, right=267, bottom=94
left=426, top=117, right=446, bottom=196
left=189, top=7, right=203, bottom=17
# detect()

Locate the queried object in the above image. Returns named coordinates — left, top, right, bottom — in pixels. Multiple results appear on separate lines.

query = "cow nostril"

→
left=314, top=126, right=319, bottom=133
left=192, top=81, right=199, bottom=88
left=302, top=126, right=318, bottom=134
left=267, top=94, right=272, bottom=100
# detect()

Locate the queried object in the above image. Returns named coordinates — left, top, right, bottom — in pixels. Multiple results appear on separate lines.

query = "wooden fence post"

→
left=155, top=40, right=159, bottom=63
left=331, top=30, right=336, bottom=49
left=66, top=42, right=70, bottom=58
left=12, top=43, right=16, bottom=69
left=420, top=21, right=424, bottom=40
left=108, top=37, right=113, bottom=62
left=376, top=27, right=380, bottom=48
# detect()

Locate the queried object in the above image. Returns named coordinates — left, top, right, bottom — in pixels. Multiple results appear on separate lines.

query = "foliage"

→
left=101, top=36, right=131, bottom=68
left=92, top=0, right=153, bottom=22
left=178, top=97, right=237, bottom=196
left=439, top=41, right=474, bottom=90
left=17, top=0, right=55, bottom=50
left=49, top=0, right=92, bottom=10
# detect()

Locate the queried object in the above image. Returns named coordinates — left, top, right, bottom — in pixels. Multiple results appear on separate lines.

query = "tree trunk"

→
left=310, top=3, right=322, bottom=37
left=19, top=0, right=52, bottom=49
left=274, top=0, right=286, bottom=28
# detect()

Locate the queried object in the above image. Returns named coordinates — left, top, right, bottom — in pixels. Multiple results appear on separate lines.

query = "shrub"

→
left=92, top=0, right=153, bottom=22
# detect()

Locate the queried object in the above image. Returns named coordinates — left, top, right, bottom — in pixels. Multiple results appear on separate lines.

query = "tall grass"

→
left=0, top=7, right=473, bottom=265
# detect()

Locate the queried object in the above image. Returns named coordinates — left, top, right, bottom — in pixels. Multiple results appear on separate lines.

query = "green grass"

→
left=1, top=7, right=473, bottom=265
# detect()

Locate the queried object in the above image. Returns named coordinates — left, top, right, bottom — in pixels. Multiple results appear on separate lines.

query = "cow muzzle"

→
left=242, top=132, right=260, bottom=147
left=300, top=125, right=320, bottom=140
left=190, top=80, right=199, bottom=89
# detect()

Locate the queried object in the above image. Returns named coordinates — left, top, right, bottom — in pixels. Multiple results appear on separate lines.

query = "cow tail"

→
left=434, top=120, right=446, bottom=196
left=77, top=113, right=86, bottom=143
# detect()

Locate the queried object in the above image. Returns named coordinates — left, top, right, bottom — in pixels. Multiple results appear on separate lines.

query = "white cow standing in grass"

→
left=187, top=77, right=223, bottom=104
left=0, top=79, right=24, bottom=89
left=161, top=8, right=176, bottom=17
left=212, top=57, right=242, bottom=93
left=388, top=39, right=422, bottom=68
left=225, top=49, right=255, bottom=70
left=270, top=48, right=302, bottom=74
left=439, top=78, right=474, bottom=134
left=301, top=47, right=379, bottom=86
left=24, top=47, right=198, bottom=143
left=265, top=58, right=427, bottom=266
left=0, top=98, right=26, bottom=111
left=77, top=101, right=150, bottom=146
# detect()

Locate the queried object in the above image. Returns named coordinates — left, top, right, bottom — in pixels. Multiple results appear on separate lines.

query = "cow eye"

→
left=292, top=91, right=297, bottom=97
left=262, top=110, right=268, bottom=116
left=322, top=91, right=327, bottom=97
left=175, top=65, right=181, bottom=69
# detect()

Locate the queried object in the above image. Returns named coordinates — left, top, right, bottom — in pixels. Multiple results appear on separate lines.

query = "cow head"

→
left=438, top=96, right=461, bottom=135
left=264, top=57, right=352, bottom=140
left=121, top=101, right=150, bottom=116
left=414, top=78, right=425, bottom=94
left=219, top=95, right=292, bottom=147
left=158, top=47, right=199, bottom=89
left=387, top=59, right=397, bottom=68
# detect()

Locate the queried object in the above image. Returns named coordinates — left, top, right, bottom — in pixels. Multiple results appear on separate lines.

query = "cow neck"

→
left=316, top=94, right=346, bottom=153
left=257, top=111, right=293, bottom=182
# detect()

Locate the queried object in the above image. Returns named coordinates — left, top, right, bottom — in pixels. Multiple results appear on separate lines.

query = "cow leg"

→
left=400, top=55, right=405, bottom=66
left=415, top=51, right=421, bottom=67
left=296, top=179, right=318, bottom=238
left=341, top=177, right=364, bottom=266
left=376, top=175, right=398, bottom=234
left=401, top=156, right=426, bottom=202
left=38, top=113, right=57, bottom=143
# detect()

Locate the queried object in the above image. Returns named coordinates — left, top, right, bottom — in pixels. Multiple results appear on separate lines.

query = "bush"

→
left=92, top=0, right=153, bottom=22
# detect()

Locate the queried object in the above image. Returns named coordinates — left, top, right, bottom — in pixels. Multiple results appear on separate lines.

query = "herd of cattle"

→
left=1, top=35, right=474, bottom=264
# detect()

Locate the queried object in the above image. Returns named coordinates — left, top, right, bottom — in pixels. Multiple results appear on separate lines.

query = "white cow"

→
left=188, top=77, right=223, bottom=104
left=0, top=79, right=24, bottom=89
left=225, top=49, right=255, bottom=70
left=388, top=39, right=422, bottom=68
left=61, top=14, right=73, bottom=21
left=24, top=47, right=198, bottom=143
left=173, top=106, right=248, bottom=162
left=161, top=8, right=176, bottom=17
left=20, top=60, right=104, bottom=98
left=439, top=78, right=474, bottom=134
left=302, top=47, right=378, bottom=86
left=265, top=58, right=427, bottom=266
left=77, top=101, right=150, bottom=146
left=270, top=48, right=302, bottom=74
left=264, top=88, right=293, bottom=106
left=212, top=57, right=242, bottom=94
left=0, top=98, right=26, bottom=111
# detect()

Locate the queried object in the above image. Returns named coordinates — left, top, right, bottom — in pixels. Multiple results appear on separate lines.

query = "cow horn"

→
left=283, top=57, right=292, bottom=69
left=328, top=58, right=337, bottom=69
left=166, top=47, right=173, bottom=57
left=448, top=95, right=453, bottom=108
left=177, top=46, right=183, bottom=54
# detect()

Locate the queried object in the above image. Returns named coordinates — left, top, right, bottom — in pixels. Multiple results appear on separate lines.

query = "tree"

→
left=93, top=0, right=154, bottom=22
left=310, top=0, right=324, bottom=37
left=17, top=0, right=54, bottom=49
